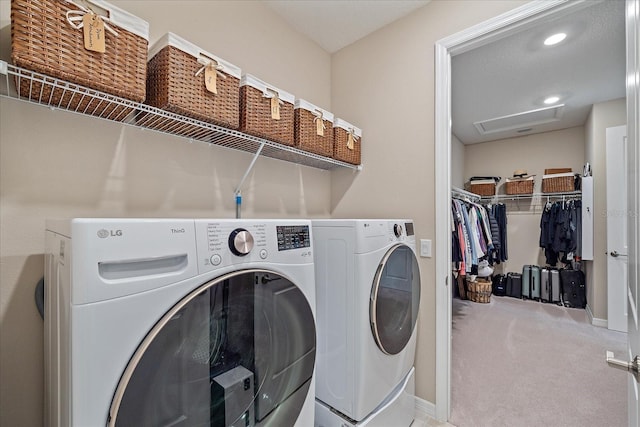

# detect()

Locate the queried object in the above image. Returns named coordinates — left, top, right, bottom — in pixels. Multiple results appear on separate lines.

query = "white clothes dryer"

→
left=44, top=218, right=316, bottom=427
left=311, top=220, right=421, bottom=426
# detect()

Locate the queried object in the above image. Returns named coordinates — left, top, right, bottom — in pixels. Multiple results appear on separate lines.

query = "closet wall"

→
left=452, top=134, right=466, bottom=189
left=585, top=98, right=626, bottom=322
left=463, top=126, right=585, bottom=272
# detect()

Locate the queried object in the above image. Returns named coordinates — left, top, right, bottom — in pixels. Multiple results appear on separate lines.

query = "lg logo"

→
left=97, top=229, right=123, bottom=238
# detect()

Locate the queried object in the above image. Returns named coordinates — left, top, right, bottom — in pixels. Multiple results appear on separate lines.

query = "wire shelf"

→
left=0, top=60, right=361, bottom=171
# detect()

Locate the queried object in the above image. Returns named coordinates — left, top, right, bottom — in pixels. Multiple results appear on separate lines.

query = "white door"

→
left=607, top=125, right=628, bottom=332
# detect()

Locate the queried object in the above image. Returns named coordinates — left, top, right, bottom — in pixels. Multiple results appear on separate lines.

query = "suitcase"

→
left=522, top=265, right=541, bottom=300
left=541, top=268, right=562, bottom=303
left=492, top=274, right=507, bottom=296
left=506, top=272, right=522, bottom=298
left=560, top=269, right=587, bottom=308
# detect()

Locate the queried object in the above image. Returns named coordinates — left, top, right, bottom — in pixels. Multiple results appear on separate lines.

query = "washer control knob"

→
left=229, top=228, right=254, bottom=256
left=393, top=223, right=403, bottom=238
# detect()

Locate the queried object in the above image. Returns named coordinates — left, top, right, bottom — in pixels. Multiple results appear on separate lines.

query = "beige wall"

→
left=451, top=133, right=465, bottom=189
left=330, top=0, right=527, bottom=404
left=464, top=127, right=585, bottom=273
left=584, top=98, right=627, bottom=321
left=0, top=1, right=531, bottom=424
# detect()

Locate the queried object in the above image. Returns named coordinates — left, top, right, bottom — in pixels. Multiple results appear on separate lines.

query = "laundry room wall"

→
left=464, top=126, right=585, bottom=274
left=0, top=1, right=333, bottom=425
left=330, top=0, right=528, bottom=405
left=584, top=97, right=626, bottom=324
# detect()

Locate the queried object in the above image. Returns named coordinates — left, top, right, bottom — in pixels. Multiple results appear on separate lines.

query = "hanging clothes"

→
left=539, top=199, right=581, bottom=266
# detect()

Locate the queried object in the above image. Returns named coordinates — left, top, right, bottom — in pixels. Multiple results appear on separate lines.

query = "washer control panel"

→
left=195, top=220, right=313, bottom=273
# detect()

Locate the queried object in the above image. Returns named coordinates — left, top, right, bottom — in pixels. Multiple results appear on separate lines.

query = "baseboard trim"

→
left=415, top=396, right=436, bottom=420
left=586, top=304, right=608, bottom=328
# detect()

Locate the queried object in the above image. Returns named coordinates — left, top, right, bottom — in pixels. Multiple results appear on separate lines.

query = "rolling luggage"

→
left=492, top=274, right=507, bottom=296
left=560, top=268, right=586, bottom=308
left=506, top=272, right=522, bottom=298
left=541, top=268, right=561, bottom=303
left=522, top=265, right=541, bottom=300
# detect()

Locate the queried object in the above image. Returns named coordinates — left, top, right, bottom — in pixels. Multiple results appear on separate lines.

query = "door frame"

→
left=433, top=0, right=635, bottom=421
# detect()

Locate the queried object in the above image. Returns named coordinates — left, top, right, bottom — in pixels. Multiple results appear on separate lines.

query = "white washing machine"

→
left=44, top=218, right=316, bottom=427
left=311, top=220, right=421, bottom=427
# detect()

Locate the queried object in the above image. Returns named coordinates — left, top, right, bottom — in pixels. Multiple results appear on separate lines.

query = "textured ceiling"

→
left=264, top=0, right=430, bottom=53
left=452, top=0, right=626, bottom=144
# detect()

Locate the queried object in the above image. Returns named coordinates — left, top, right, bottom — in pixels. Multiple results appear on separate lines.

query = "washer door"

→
left=370, top=244, right=421, bottom=355
left=108, top=269, right=315, bottom=427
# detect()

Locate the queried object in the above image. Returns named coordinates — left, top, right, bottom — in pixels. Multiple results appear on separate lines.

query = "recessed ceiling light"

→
left=544, top=96, right=560, bottom=105
left=544, top=33, right=567, bottom=46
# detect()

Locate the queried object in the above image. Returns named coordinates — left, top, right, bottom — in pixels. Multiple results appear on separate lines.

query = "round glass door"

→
left=108, top=269, right=316, bottom=427
left=370, top=244, right=421, bottom=355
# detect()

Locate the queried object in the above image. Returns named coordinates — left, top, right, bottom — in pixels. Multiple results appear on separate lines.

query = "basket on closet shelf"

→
left=239, top=74, right=295, bottom=146
left=294, top=100, right=334, bottom=157
left=333, top=118, right=362, bottom=165
left=146, top=33, right=241, bottom=130
left=467, top=278, right=492, bottom=303
left=465, top=180, right=496, bottom=196
left=542, top=168, right=574, bottom=193
left=11, top=0, right=149, bottom=118
left=505, top=177, right=534, bottom=195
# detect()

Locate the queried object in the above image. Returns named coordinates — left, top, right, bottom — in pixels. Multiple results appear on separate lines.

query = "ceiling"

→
left=265, top=0, right=626, bottom=146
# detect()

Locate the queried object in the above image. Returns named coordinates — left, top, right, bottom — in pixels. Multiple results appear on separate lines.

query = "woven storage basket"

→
left=505, top=179, right=534, bottom=195
left=466, top=182, right=496, bottom=196
left=146, top=33, right=241, bottom=129
left=239, top=74, right=294, bottom=146
left=294, top=99, right=334, bottom=157
left=11, top=0, right=149, bottom=107
left=333, top=118, right=362, bottom=165
left=467, top=278, right=492, bottom=303
left=542, top=175, right=574, bottom=193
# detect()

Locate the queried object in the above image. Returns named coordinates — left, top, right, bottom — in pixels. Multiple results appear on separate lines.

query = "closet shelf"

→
left=0, top=61, right=361, bottom=172
left=480, top=191, right=582, bottom=202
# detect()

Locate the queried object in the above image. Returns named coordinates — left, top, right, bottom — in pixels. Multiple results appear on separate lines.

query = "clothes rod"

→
left=451, top=186, right=481, bottom=201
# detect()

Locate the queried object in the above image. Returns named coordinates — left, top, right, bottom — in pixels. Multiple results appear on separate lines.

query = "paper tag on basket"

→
left=316, top=118, right=324, bottom=136
left=204, top=65, right=218, bottom=94
left=270, top=96, right=281, bottom=120
left=83, top=13, right=106, bottom=53
left=347, top=132, right=355, bottom=150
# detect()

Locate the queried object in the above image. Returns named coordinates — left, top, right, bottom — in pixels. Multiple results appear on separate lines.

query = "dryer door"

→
left=108, top=269, right=315, bottom=427
left=370, top=244, right=421, bottom=355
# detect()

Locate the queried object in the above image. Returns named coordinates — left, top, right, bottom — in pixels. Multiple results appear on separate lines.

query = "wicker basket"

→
left=467, top=278, right=492, bottom=303
left=333, top=118, right=362, bottom=165
left=239, top=74, right=295, bottom=146
left=11, top=0, right=149, bottom=106
left=146, top=33, right=241, bottom=129
left=542, top=175, right=574, bottom=193
left=294, top=100, right=334, bottom=157
left=466, top=181, right=496, bottom=196
left=505, top=178, right=534, bottom=195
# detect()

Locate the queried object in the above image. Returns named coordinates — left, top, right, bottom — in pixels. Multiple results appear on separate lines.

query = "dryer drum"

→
left=370, top=244, right=421, bottom=355
left=108, top=269, right=316, bottom=427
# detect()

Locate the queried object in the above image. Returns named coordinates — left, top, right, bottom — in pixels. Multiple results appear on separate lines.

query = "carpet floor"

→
left=450, top=296, right=628, bottom=427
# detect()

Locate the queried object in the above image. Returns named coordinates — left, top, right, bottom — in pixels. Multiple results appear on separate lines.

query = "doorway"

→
left=434, top=0, right=639, bottom=422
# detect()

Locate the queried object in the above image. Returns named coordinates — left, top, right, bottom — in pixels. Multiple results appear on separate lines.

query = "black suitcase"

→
left=560, top=269, right=586, bottom=308
left=506, top=272, right=522, bottom=298
left=492, top=274, right=507, bottom=296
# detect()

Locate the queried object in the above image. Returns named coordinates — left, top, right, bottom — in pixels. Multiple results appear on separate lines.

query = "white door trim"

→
left=434, top=0, right=596, bottom=421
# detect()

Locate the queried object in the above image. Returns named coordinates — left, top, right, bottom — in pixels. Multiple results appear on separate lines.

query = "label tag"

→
left=83, top=14, right=106, bottom=53
left=270, top=97, right=280, bottom=120
left=316, top=118, right=324, bottom=136
left=204, top=65, right=218, bottom=94
left=347, top=132, right=355, bottom=150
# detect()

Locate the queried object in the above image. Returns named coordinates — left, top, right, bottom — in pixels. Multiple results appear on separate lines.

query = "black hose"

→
left=35, top=277, right=44, bottom=320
